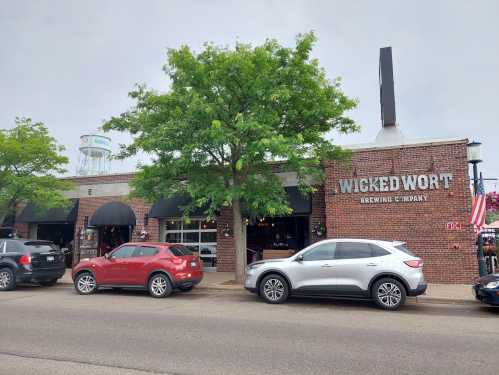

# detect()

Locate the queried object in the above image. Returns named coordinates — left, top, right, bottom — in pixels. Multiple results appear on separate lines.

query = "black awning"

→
left=149, top=187, right=311, bottom=218
left=149, top=196, right=206, bottom=218
left=285, top=186, right=311, bottom=215
left=1, top=213, right=15, bottom=229
left=89, top=201, right=136, bottom=226
left=17, top=199, right=79, bottom=224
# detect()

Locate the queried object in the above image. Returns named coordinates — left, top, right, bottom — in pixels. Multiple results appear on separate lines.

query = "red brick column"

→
left=309, top=186, right=327, bottom=244
left=216, top=208, right=236, bottom=272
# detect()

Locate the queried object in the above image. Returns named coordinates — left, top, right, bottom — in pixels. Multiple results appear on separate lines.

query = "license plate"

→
left=46, top=255, right=54, bottom=262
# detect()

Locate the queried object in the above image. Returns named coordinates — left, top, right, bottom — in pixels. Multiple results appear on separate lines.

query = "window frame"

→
left=301, top=242, right=337, bottom=261
left=334, top=241, right=389, bottom=260
left=110, top=245, right=136, bottom=259
left=132, top=246, right=159, bottom=258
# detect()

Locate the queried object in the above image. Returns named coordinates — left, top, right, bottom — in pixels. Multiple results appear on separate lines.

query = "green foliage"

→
left=104, top=32, right=359, bottom=220
left=0, top=118, right=72, bottom=224
left=486, top=211, right=499, bottom=225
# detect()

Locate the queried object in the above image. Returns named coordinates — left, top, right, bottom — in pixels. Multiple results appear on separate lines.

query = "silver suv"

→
left=245, top=239, right=427, bottom=310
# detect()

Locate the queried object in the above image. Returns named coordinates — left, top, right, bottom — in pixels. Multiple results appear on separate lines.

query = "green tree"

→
left=0, top=117, right=72, bottom=227
left=104, top=32, right=359, bottom=281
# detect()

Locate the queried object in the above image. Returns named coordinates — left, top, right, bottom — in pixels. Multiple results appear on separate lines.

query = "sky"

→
left=1, top=1, right=498, bottom=191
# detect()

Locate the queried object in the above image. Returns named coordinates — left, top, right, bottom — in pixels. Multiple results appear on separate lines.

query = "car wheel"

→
left=39, top=278, right=58, bottom=287
left=75, top=272, right=97, bottom=295
left=148, top=274, right=172, bottom=298
left=372, top=278, right=406, bottom=310
left=259, top=274, right=289, bottom=304
left=178, top=285, right=194, bottom=292
left=0, top=268, right=16, bottom=291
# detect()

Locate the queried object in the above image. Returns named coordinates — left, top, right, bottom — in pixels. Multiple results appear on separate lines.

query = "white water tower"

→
left=77, top=135, right=112, bottom=176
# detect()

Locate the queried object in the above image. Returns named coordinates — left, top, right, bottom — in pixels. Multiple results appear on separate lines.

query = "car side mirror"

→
left=295, top=254, right=304, bottom=262
left=104, top=253, right=111, bottom=260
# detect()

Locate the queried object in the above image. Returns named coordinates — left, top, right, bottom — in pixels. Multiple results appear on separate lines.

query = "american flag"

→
left=470, top=174, right=486, bottom=231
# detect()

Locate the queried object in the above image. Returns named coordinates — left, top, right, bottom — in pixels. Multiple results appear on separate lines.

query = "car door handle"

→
left=321, top=264, right=334, bottom=268
left=366, top=263, right=378, bottom=267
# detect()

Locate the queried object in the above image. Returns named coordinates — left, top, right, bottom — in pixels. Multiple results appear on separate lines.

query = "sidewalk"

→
left=61, top=270, right=477, bottom=304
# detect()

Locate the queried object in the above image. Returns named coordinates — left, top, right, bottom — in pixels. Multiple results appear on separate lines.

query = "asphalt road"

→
left=0, top=283, right=498, bottom=375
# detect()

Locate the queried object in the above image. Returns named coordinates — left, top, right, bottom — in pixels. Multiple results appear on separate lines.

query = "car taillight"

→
left=19, top=255, right=31, bottom=265
left=404, top=260, right=423, bottom=268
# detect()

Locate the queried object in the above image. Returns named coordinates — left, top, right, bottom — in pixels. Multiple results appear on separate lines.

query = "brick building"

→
left=13, top=136, right=477, bottom=283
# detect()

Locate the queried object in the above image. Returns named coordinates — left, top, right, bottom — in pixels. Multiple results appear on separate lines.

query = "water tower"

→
left=77, top=135, right=112, bottom=176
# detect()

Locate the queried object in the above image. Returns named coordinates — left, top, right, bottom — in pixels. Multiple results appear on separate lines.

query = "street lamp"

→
left=468, top=141, right=482, bottom=193
left=467, top=141, right=487, bottom=276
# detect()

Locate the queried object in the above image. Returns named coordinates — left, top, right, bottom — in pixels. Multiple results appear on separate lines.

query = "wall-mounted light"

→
left=427, top=156, right=435, bottom=172
left=222, top=223, right=232, bottom=237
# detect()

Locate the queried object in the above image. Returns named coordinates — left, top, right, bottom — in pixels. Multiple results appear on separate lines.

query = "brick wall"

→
left=324, top=140, right=477, bottom=283
left=63, top=173, right=135, bottom=185
left=216, top=208, right=236, bottom=272
left=309, top=186, right=327, bottom=244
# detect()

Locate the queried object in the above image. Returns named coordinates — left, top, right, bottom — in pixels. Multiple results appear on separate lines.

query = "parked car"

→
left=0, top=239, right=66, bottom=291
left=244, top=238, right=427, bottom=310
left=72, top=242, right=203, bottom=298
left=473, top=273, right=499, bottom=306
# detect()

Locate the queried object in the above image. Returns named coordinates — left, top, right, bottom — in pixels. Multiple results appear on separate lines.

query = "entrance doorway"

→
left=98, top=225, right=131, bottom=256
left=246, top=216, right=309, bottom=263
left=37, top=223, right=75, bottom=249
left=37, top=223, right=76, bottom=267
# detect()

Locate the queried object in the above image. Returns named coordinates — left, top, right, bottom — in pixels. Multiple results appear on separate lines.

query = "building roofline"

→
left=62, top=137, right=469, bottom=180
left=344, top=137, right=468, bottom=152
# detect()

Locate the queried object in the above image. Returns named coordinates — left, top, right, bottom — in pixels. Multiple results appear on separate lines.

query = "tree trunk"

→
left=0, top=212, right=6, bottom=228
left=232, top=198, right=246, bottom=283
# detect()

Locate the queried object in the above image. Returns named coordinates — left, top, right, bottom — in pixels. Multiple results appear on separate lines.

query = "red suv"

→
left=72, top=242, right=203, bottom=298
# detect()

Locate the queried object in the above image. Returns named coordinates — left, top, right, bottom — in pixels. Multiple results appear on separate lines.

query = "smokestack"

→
left=379, top=47, right=396, bottom=128
left=375, top=47, right=404, bottom=145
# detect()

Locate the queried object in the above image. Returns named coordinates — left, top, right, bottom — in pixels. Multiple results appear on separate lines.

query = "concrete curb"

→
left=414, top=296, right=478, bottom=305
left=58, top=279, right=479, bottom=305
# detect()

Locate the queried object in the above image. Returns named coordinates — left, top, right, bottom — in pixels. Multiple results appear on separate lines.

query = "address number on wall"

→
left=446, top=222, right=462, bottom=231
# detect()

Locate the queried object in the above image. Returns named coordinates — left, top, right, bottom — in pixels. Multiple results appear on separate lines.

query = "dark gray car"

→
left=0, top=239, right=66, bottom=291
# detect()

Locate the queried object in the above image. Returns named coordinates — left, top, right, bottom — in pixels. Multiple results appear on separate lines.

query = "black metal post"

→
left=473, top=163, right=479, bottom=194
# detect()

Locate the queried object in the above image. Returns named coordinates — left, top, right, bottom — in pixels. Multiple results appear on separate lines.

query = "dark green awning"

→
left=17, top=199, right=79, bottom=224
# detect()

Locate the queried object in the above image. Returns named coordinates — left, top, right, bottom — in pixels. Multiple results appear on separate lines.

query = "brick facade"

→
left=324, top=140, right=477, bottom=283
left=13, top=140, right=478, bottom=283
left=73, top=196, right=160, bottom=257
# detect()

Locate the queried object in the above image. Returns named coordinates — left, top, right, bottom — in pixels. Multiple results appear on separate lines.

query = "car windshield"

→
left=395, top=243, right=416, bottom=257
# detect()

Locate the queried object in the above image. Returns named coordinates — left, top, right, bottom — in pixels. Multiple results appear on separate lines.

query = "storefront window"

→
left=162, top=218, right=217, bottom=269
left=165, top=232, right=182, bottom=243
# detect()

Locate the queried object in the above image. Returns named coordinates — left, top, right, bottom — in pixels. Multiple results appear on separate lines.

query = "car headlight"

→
left=247, top=263, right=264, bottom=271
left=485, top=281, right=499, bottom=289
